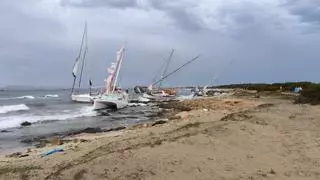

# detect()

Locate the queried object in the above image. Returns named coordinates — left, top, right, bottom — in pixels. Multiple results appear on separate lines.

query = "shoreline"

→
left=0, top=102, right=164, bottom=154
left=2, top=93, right=320, bottom=180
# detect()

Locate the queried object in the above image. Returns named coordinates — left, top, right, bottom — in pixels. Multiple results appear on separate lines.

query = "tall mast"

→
left=71, top=22, right=87, bottom=94
left=78, top=21, right=88, bottom=89
left=159, top=49, right=174, bottom=88
left=112, top=46, right=125, bottom=93
left=152, top=55, right=200, bottom=86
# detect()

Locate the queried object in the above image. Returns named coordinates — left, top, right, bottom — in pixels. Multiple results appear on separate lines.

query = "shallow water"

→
left=0, top=89, right=161, bottom=152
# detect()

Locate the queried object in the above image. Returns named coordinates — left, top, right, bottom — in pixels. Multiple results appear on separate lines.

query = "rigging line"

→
left=152, top=55, right=201, bottom=86
left=159, top=49, right=175, bottom=88
left=78, top=22, right=88, bottom=89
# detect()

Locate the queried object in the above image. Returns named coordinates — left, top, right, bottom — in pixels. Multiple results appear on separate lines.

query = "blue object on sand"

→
left=43, top=148, right=64, bottom=157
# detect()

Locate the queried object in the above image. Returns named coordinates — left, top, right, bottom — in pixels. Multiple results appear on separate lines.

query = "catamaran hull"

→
left=93, top=100, right=128, bottom=110
left=71, top=94, right=94, bottom=103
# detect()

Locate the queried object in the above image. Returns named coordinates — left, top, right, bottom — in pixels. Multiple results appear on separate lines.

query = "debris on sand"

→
left=42, top=148, right=64, bottom=157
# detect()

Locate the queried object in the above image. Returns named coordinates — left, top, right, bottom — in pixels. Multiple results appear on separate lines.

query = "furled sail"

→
left=72, top=57, right=80, bottom=77
left=105, top=46, right=125, bottom=94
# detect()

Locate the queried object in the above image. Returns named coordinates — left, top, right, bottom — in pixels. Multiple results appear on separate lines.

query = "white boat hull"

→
left=71, top=94, right=94, bottom=103
left=93, top=93, right=129, bottom=110
left=142, top=93, right=175, bottom=101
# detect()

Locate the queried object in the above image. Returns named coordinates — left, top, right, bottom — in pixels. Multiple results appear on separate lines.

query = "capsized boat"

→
left=70, top=22, right=98, bottom=103
left=93, top=46, right=129, bottom=110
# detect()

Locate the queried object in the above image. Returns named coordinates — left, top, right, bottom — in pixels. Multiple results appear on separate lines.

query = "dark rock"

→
left=152, top=120, right=168, bottom=126
left=105, top=126, right=126, bottom=132
left=20, top=139, right=33, bottom=144
left=74, top=127, right=103, bottom=134
left=168, top=116, right=182, bottom=120
left=98, top=111, right=111, bottom=116
left=35, top=142, right=46, bottom=148
left=270, top=169, right=276, bottom=175
left=19, top=154, right=29, bottom=158
left=21, top=121, right=32, bottom=127
left=0, top=130, right=11, bottom=133
left=35, top=140, right=48, bottom=148
left=6, top=152, right=22, bottom=158
left=20, top=137, right=49, bottom=145
left=80, top=139, right=89, bottom=143
left=66, top=126, right=125, bottom=137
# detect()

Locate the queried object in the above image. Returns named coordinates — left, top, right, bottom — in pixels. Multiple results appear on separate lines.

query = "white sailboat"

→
left=93, top=46, right=129, bottom=110
left=71, top=22, right=97, bottom=103
left=142, top=54, right=201, bottom=101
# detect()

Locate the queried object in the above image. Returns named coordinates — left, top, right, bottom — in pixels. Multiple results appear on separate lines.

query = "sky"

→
left=0, top=0, right=319, bottom=88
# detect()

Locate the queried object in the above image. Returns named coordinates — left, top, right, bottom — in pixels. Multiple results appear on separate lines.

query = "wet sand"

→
left=1, top=93, right=320, bottom=180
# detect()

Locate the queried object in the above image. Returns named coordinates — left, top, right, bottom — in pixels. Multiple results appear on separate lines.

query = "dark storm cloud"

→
left=0, top=1, right=72, bottom=87
left=1, top=0, right=320, bottom=88
left=61, top=0, right=203, bottom=31
left=284, top=0, right=320, bottom=24
left=60, top=0, right=138, bottom=9
left=147, top=0, right=203, bottom=31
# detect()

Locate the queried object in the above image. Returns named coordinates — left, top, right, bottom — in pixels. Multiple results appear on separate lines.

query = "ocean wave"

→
left=0, top=106, right=96, bottom=129
left=0, top=104, right=30, bottom=114
left=0, top=94, right=59, bottom=101
left=0, top=96, right=35, bottom=100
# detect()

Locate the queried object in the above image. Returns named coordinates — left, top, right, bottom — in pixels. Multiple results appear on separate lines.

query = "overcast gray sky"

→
left=0, top=0, right=319, bottom=88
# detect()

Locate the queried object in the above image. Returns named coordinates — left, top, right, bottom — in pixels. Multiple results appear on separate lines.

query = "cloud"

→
left=60, top=0, right=138, bottom=9
left=146, top=0, right=203, bottom=31
left=284, top=0, right=320, bottom=24
left=1, top=0, right=320, bottom=87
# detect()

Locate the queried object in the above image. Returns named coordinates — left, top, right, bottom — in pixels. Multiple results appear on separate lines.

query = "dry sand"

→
left=1, top=95, right=320, bottom=180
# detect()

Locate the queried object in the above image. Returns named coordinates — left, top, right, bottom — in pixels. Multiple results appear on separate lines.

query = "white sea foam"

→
left=43, top=94, right=59, bottom=98
left=0, top=106, right=96, bottom=129
left=0, top=104, right=30, bottom=114
left=128, top=103, right=147, bottom=107
left=176, top=94, right=194, bottom=101
left=17, top=96, right=35, bottom=99
left=0, top=94, right=59, bottom=101
left=137, top=97, right=150, bottom=102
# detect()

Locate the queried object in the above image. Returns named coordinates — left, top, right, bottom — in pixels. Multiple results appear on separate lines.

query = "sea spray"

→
left=0, top=104, right=30, bottom=114
left=0, top=106, right=96, bottom=129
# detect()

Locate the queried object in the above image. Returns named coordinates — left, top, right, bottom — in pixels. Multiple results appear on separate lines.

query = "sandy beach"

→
left=1, top=92, right=320, bottom=180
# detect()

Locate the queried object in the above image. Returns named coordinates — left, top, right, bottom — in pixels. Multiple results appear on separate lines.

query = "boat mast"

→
left=159, top=49, right=174, bottom=88
left=112, top=46, right=125, bottom=93
left=152, top=55, right=201, bottom=86
left=78, top=22, right=88, bottom=89
left=71, top=22, right=87, bottom=95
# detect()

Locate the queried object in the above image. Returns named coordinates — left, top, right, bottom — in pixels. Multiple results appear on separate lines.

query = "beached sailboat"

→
left=142, top=54, right=201, bottom=101
left=134, top=49, right=176, bottom=101
left=71, top=22, right=96, bottom=103
left=93, top=46, right=129, bottom=110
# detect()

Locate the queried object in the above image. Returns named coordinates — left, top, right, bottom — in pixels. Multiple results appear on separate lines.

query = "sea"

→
left=0, top=89, right=164, bottom=154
